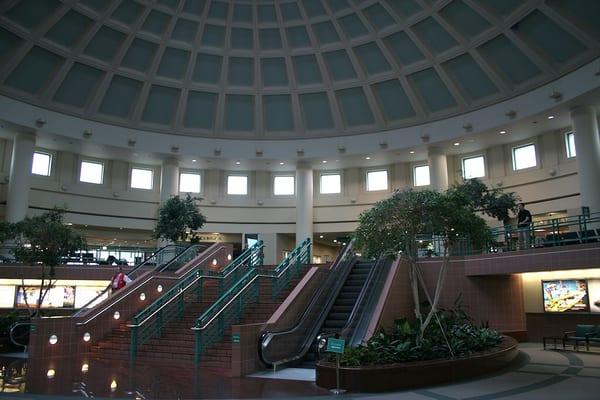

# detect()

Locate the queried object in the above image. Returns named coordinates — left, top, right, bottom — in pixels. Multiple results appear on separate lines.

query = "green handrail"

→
left=128, top=241, right=264, bottom=360
left=192, top=238, right=311, bottom=363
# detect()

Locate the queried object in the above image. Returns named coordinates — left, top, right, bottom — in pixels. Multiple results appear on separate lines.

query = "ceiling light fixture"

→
left=499, top=130, right=506, bottom=135
left=453, top=142, right=460, bottom=146
left=409, top=150, right=415, bottom=154
left=192, top=159, right=197, bottom=162
left=547, top=115, right=555, bottom=119
left=365, top=156, right=371, bottom=160
left=279, top=162, right=285, bottom=165
left=235, top=161, right=241, bottom=165
left=322, top=160, right=327, bottom=164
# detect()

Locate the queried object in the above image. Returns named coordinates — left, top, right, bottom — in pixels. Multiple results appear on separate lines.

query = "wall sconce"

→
left=113, top=311, right=120, bottom=320
left=157, top=285, right=163, bottom=293
left=83, top=332, right=91, bottom=342
left=47, top=369, right=55, bottom=379
left=212, top=258, right=218, bottom=266
left=48, top=335, right=58, bottom=345
left=81, top=363, right=89, bottom=373
left=36, top=117, right=46, bottom=127
left=227, top=254, right=232, bottom=261
left=139, top=292, right=146, bottom=301
left=296, top=149, right=304, bottom=157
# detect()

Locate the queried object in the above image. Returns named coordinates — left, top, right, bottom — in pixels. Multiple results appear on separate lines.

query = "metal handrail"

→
left=130, top=243, right=243, bottom=327
left=128, top=241, right=264, bottom=359
left=191, top=238, right=311, bottom=363
left=158, top=244, right=208, bottom=272
left=72, top=245, right=185, bottom=316
left=258, top=241, right=356, bottom=369
left=9, top=321, right=30, bottom=352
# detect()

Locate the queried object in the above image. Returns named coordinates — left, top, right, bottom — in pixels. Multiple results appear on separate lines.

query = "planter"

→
left=316, top=336, right=518, bottom=392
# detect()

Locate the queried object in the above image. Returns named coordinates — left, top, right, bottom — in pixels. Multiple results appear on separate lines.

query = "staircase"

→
left=91, top=275, right=303, bottom=370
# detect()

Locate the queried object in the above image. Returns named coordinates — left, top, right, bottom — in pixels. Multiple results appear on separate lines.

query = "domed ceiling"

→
left=0, top=0, right=598, bottom=140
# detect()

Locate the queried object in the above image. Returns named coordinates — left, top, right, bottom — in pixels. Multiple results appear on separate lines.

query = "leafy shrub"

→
left=338, top=307, right=502, bottom=367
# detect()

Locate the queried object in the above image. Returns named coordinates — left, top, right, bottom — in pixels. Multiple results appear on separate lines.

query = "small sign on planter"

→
left=232, top=334, right=240, bottom=343
left=326, top=338, right=345, bottom=354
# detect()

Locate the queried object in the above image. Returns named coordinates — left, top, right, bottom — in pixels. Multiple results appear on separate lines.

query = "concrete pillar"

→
left=428, top=146, right=449, bottom=191
left=6, top=133, right=35, bottom=223
left=570, top=106, right=600, bottom=213
left=160, top=158, right=179, bottom=203
left=296, top=163, right=313, bottom=246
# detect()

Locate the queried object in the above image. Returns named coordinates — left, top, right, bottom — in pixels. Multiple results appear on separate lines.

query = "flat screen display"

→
left=15, top=286, right=75, bottom=309
left=587, top=279, right=600, bottom=313
left=542, top=280, right=589, bottom=313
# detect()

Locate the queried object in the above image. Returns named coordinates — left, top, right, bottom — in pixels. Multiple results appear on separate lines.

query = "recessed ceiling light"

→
left=192, top=159, right=197, bottom=162
left=319, top=235, right=324, bottom=238
left=365, top=156, right=371, bottom=160
left=322, top=160, right=327, bottom=164
left=548, top=115, right=555, bottom=119
left=453, top=142, right=460, bottom=146
left=499, top=130, right=506, bottom=135
left=235, top=160, right=241, bottom=165
left=279, top=162, right=285, bottom=165
left=409, top=150, right=415, bottom=154
left=333, top=239, right=337, bottom=243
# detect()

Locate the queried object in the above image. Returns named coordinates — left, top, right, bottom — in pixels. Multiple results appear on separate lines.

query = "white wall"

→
left=0, top=127, right=585, bottom=239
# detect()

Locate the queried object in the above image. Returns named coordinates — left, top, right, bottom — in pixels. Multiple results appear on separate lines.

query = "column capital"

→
left=162, top=157, right=179, bottom=167
left=427, top=146, right=446, bottom=156
left=296, top=161, right=312, bottom=170
left=570, top=105, right=595, bottom=118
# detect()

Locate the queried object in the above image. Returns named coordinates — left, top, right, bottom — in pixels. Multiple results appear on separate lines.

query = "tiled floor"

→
left=1, top=343, right=599, bottom=399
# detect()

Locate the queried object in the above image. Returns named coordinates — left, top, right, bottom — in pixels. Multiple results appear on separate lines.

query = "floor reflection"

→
left=1, top=354, right=328, bottom=399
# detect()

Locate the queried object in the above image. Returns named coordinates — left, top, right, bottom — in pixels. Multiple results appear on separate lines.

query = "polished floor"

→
left=0, top=343, right=599, bottom=399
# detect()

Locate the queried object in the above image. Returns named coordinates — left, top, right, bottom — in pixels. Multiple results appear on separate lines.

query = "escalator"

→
left=259, top=242, right=392, bottom=370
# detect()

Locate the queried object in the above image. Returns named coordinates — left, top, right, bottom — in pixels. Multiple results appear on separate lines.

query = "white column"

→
left=160, top=158, right=179, bottom=203
left=571, top=106, right=600, bottom=213
left=6, top=133, right=35, bottom=223
left=295, top=163, right=313, bottom=246
left=428, top=146, right=449, bottom=191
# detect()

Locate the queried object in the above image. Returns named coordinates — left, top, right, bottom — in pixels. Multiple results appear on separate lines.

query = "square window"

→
left=32, top=151, right=52, bottom=176
left=80, top=160, right=104, bottom=184
left=566, top=132, right=576, bottom=158
left=414, top=165, right=430, bottom=186
left=180, top=172, right=201, bottom=193
left=367, top=170, right=388, bottom=191
left=274, top=176, right=295, bottom=195
left=227, top=175, right=248, bottom=195
left=320, top=174, right=341, bottom=194
left=512, top=144, right=537, bottom=170
left=462, top=155, right=485, bottom=179
left=131, top=167, right=153, bottom=189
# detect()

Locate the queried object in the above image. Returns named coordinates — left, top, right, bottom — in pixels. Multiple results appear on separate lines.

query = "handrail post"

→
left=195, top=329, right=202, bottom=363
left=130, top=326, right=137, bottom=361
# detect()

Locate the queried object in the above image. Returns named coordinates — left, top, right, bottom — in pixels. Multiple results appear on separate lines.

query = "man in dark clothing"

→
left=517, top=203, right=532, bottom=249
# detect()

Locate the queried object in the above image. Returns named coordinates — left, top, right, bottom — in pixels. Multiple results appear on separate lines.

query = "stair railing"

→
left=128, top=241, right=264, bottom=360
left=192, top=238, right=312, bottom=363
left=72, top=245, right=185, bottom=316
left=258, top=241, right=356, bottom=369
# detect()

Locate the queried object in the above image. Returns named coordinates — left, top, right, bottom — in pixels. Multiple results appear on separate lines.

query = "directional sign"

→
left=232, top=333, right=240, bottom=343
left=326, top=338, right=345, bottom=354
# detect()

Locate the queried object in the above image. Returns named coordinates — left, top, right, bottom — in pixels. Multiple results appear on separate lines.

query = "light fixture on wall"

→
left=505, top=110, right=517, bottom=119
left=549, top=91, right=563, bottom=102
left=379, top=141, right=388, bottom=149
left=35, top=117, right=46, bottom=127
left=463, top=123, right=473, bottom=132
left=171, top=146, right=179, bottom=153
left=337, top=145, right=346, bottom=154
left=256, top=149, right=263, bottom=157
left=214, top=148, right=222, bottom=157
left=127, top=139, right=136, bottom=147
left=297, top=149, right=304, bottom=157
left=83, top=129, right=92, bottom=139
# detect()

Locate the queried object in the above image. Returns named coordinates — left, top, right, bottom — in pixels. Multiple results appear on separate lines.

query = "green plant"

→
left=353, top=178, right=517, bottom=343
left=154, top=194, right=207, bottom=243
left=4, top=208, right=85, bottom=317
left=339, top=307, right=502, bottom=367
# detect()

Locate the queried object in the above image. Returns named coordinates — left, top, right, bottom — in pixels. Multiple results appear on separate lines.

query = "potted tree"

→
left=154, top=194, right=207, bottom=245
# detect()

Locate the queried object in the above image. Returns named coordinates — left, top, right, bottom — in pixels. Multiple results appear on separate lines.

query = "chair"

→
left=560, top=232, right=580, bottom=245
left=587, top=326, right=600, bottom=349
left=564, top=325, right=596, bottom=350
left=580, top=230, right=598, bottom=243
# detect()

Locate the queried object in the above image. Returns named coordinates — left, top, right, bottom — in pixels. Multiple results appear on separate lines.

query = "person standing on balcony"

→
left=517, top=203, right=532, bottom=249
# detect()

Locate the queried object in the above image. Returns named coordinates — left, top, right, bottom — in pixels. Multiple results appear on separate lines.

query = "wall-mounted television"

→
left=542, top=280, right=589, bottom=313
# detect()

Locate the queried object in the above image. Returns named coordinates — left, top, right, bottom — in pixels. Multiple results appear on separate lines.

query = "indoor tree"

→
left=4, top=208, right=86, bottom=317
left=354, top=178, right=518, bottom=345
left=154, top=194, right=207, bottom=244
